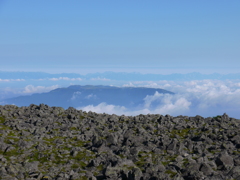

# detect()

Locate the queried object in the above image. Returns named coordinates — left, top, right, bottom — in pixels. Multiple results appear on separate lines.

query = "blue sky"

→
left=0, top=0, right=240, bottom=74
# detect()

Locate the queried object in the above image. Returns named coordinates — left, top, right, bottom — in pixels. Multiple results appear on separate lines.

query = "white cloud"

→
left=79, top=103, right=127, bottom=115
left=123, top=82, right=135, bottom=87
left=143, top=92, right=191, bottom=115
left=0, top=79, right=25, bottom=82
left=77, top=92, right=191, bottom=116
left=48, top=77, right=82, bottom=81
left=77, top=80, right=240, bottom=118
left=71, top=91, right=81, bottom=100
left=90, top=77, right=110, bottom=81
left=1, top=77, right=239, bottom=118
left=118, top=80, right=240, bottom=118
left=85, top=94, right=97, bottom=99
left=23, top=85, right=59, bottom=94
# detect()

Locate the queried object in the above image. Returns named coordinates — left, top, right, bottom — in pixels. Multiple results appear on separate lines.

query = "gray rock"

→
left=0, top=105, right=240, bottom=179
left=132, top=167, right=143, bottom=180
left=106, top=134, right=118, bottom=145
left=234, top=156, right=240, bottom=166
left=104, top=166, right=119, bottom=178
left=228, top=166, right=240, bottom=178
left=215, top=151, right=234, bottom=170
left=199, top=163, right=213, bottom=176
left=24, top=161, right=39, bottom=173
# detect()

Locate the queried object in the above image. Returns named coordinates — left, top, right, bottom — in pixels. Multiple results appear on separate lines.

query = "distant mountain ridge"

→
left=85, top=72, right=240, bottom=81
left=1, top=85, right=174, bottom=109
left=1, top=71, right=240, bottom=80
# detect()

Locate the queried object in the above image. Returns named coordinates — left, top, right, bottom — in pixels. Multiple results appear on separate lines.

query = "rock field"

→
left=0, top=104, right=240, bottom=180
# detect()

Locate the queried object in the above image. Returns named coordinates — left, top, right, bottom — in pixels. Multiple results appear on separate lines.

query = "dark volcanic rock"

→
left=0, top=104, right=240, bottom=180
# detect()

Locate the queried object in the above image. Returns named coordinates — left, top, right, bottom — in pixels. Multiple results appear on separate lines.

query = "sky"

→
left=0, top=0, right=240, bottom=74
left=0, top=1, right=240, bottom=118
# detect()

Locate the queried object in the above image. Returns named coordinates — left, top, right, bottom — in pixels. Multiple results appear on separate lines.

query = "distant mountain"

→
left=1, top=71, right=240, bottom=81
left=87, top=72, right=240, bottom=81
left=0, top=71, right=84, bottom=79
left=1, top=85, right=174, bottom=109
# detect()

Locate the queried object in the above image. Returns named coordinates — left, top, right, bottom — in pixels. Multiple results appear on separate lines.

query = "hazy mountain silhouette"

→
left=2, top=85, right=174, bottom=109
left=1, top=71, right=240, bottom=80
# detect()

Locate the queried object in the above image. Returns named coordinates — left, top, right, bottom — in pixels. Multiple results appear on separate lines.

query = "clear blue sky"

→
left=0, top=0, right=239, bottom=74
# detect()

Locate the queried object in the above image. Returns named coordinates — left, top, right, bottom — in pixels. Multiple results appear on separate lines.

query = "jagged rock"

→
left=106, top=134, right=118, bottom=145
left=234, top=156, right=240, bottom=166
left=24, top=161, right=39, bottom=173
left=215, top=151, right=234, bottom=170
left=104, top=166, right=119, bottom=178
left=0, top=104, right=240, bottom=179
left=0, top=167, right=8, bottom=177
left=182, top=162, right=201, bottom=177
left=228, top=166, right=240, bottom=178
left=199, top=163, right=213, bottom=176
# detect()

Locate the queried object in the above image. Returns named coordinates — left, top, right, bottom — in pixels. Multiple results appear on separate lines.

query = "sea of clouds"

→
left=78, top=80, right=240, bottom=118
left=0, top=79, right=240, bottom=118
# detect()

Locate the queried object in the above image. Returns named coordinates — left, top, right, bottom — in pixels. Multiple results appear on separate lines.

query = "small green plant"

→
left=165, top=170, right=177, bottom=178
left=79, top=176, right=88, bottom=180
left=96, top=164, right=104, bottom=171
left=170, top=128, right=195, bottom=139
left=165, top=155, right=177, bottom=162
left=233, top=151, right=240, bottom=155
left=123, top=164, right=134, bottom=170
left=0, top=116, right=5, bottom=123
left=183, top=158, right=189, bottom=166
left=71, top=164, right=80, bottom=169
left=213, top=115, right=221, bottom=120
left=70, top=127, right=78, bottom=131
left=118, top=154, right=125, bottom=158
left=161, top=161, right=169, bottom=166
left=135, top=160, right=145, bottom=170
left=79, top=116, right=85, bottom=119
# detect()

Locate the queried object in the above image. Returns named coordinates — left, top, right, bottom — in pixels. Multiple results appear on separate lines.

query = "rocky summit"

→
left=0, top=104, right=240, bottom=180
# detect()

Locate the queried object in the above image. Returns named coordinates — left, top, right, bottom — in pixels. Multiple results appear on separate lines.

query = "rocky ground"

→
left=0, top=104, right=240, bottom=180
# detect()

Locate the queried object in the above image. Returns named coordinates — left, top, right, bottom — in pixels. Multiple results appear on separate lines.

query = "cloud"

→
left=78, top=80, right=240, bottom=118
left=143, top=92, right=191, bottom=114
left=71, top=91, right=81, bottom=100
left=180, top=80, right=240, bottom=111
left=90, top=77, right=110, bottom=81
left=0, top=79, right=25, bottom=82
left=23, top=85, right=59, bottom=94
left=77, top=92, right=191, bottom=116
left=79, top=103, right=127, bottom=115
left=85, top=94, right=97, bottom=99
left=122, top=82, right=135, bottom=87
left=48, top=77, right=82, bottom=81
left=0, top=76, right=239, bottom=118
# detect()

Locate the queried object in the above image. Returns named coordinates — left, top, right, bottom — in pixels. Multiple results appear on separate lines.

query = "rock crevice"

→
left=0, top=104, right=240, bottom=180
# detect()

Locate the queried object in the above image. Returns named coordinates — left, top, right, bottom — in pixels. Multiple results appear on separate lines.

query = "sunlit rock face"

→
left=0, top=104, right=240, bottom=179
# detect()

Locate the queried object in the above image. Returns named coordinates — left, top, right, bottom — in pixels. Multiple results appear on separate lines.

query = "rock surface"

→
left=0, top=104, right=240, bottom=180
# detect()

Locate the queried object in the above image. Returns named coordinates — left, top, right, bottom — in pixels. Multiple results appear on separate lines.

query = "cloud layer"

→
left=23, top=85, right=59, bottom=94
left=0, top=79, right=25, bottom=82
left=48, top=77, right=82, bottom=81
left=78, top=80, right=240, bottom=118
left=1, top=77, right=239, bottom=118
